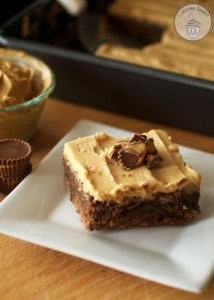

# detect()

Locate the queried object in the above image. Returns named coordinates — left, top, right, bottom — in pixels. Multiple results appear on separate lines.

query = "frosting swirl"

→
left=63, top=130, right=201, bottom=202
left=0, top=58, right=41, bottom=108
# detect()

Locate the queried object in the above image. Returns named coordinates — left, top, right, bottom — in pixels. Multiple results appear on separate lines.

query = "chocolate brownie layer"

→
left=64, top=158, right=200, bottom=231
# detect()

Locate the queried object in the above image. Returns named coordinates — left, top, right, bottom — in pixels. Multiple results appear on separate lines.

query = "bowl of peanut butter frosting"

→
left=0, top=48, right=55, bottom=140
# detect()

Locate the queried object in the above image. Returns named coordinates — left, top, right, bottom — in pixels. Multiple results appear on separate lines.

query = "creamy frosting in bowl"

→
left=0, top=48, right=55, bottom=140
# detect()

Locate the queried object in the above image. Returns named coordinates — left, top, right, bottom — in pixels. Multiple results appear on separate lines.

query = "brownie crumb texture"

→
left=64, top=159, right=200, bottom=231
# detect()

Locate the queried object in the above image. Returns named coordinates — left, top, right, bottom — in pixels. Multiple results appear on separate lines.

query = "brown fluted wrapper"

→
left=0, top=163, right=32, bottom=194
left=0, top=139, right=32, bottom=177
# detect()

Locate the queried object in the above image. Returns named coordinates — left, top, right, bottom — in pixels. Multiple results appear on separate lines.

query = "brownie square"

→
left=63, top=130, right=201, bottom=231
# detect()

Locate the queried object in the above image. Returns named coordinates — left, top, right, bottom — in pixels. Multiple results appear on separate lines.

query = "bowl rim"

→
left=0, top=52, right=56, bottom=112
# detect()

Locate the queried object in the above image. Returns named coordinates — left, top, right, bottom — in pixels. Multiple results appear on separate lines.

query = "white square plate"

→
left=0, top=119, right=213, bottom=293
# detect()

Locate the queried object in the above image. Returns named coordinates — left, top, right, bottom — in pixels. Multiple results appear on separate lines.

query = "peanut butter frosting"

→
left=0, top=48, right=53, bottom=109
left=0, top=58, right=42, bottom=108
left=0, top=59, right=38, bottom=107
left=63, top=130, right=200, bottom=202
left=0, top=48, right=54, bottom=140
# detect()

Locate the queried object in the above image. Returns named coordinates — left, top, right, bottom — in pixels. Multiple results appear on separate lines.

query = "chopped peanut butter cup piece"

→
left=118, top=148, right=143, bottom=170
left=108, top=133, right=162, bottom=170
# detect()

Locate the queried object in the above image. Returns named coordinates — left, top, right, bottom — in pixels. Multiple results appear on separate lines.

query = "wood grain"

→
left=0, top=98, right=214, bottom=300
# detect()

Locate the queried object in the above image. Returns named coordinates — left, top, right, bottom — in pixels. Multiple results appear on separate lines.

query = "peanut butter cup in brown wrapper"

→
left=0, top=139, right=32, bottom=178
left=0, top=163, right=32, bottom=194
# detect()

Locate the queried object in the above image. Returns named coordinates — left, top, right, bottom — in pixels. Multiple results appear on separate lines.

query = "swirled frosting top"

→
left=0, top=48, right=52, bottom=108
left=0, top=58, right=41, bottom=107
left=63, top=129, right=200, bottom=201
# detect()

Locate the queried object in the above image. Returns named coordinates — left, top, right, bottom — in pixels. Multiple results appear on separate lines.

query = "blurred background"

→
left=0, top=0, right=36, bottom=25
left=0, top=0, right=213, bottom=136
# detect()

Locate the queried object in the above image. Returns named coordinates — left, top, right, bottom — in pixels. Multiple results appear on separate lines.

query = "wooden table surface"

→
left=0, top=98, right=214, bottom=300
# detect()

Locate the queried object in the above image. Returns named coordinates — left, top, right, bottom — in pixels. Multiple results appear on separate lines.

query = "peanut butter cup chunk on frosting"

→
left=63, top=129, right=201, bottom=231
left=108, top=133, right=162, bottom=170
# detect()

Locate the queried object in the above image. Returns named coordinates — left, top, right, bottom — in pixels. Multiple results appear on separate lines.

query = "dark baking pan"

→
left=0, top=0, right=213, bottom=136
left=0, top=0, right=37, bottom=25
